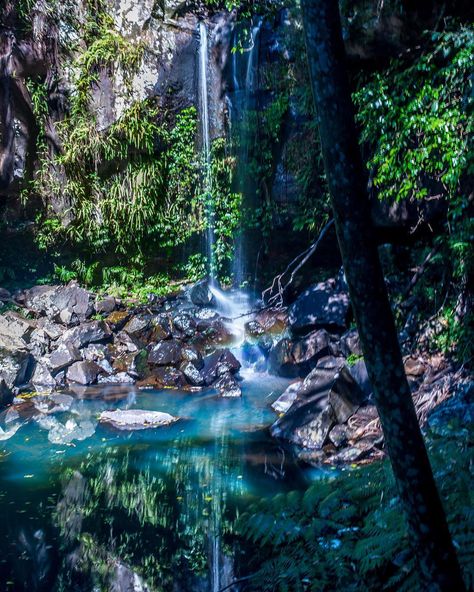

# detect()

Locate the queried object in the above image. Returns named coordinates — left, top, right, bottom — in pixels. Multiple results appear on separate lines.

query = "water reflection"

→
left=0, top=377, right=305, bottom=591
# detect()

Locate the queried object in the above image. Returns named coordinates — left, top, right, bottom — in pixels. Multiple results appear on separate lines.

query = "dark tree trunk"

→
left=300, top=1, right=465, bottom=590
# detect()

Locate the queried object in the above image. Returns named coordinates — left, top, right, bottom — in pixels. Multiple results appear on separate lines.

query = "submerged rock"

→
left=99, top=409, right=179, bottom=430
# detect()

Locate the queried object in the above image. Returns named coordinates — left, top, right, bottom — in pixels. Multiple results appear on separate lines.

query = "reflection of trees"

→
left=53, top=438, right=244, bottom=591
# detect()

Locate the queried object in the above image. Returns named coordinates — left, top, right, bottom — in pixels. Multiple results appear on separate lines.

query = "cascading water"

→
left=231, top=18, right=263, bottom=290
left=198, top=22, right=214, bottom=276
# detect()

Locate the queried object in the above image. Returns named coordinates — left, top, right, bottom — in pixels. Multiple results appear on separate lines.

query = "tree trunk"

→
left=300, top=1, right=465, bottom=590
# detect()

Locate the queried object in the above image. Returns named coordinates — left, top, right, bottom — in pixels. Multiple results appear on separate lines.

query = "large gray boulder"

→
left=99, top=409, right=178, bottom=431
left=268, top=330, right=331, bottom=378
left=61, top=320, right=112, bottom=349
left=288, top=279, right=350, bottom=335
left=202, top=349, right=241, bottom=386
left=47, top=342, right=81, bottom=374
left=271, top=361, right=365, bottom=450
left=20, top=284, right=94, bottom=326
left=66, top=361, right=102, bottom=385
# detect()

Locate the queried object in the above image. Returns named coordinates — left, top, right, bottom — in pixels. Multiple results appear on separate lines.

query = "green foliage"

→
left=354, top=26, right=473, bottom=204
left=237, top=423, right=474, bottom=591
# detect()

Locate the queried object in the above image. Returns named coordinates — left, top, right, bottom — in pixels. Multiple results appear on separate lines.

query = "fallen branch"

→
left=262, top=219, right=334, bottom=309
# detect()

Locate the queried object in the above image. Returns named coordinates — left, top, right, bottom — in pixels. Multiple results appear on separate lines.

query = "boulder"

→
left=271, top=382, right=302, bottom=414
left=22, top=284, right=94, bottom=325
left=288, top=279, right=350, bottom=335
left=329, top=424, right=348, bottom=448
left=254, top=308, right=288, bottom=334
left=180, top=361, right=205, bottom=386
left=62, top=320, right=112, bottom=349
left=190, top=279, right=215, bottom=307
left=270, top=360, right=365, bottom=449
left=148, top=340, right=182, bottom=366
left=268, top=330, right=331, bottom=378
left=31, top=361, right=56, bottom=390
left=66, top=361, right=102, bottom=385
left=215, top=372, right=242, bottom=398
left=105, top=310, right=130, bottom=332
left=181, top=346, right=204, bottom=369
left=99, top=409, right=178, bottom=431
left=244, top=320, right=265, bottom=338
left=123, top=314, right=152, bottom=338
left=150, top=315, right=172, bottom=340
left=341, top=328, right=363, bottom=357
left=94, top=296, right=117, bottom=314
left=37, top=319, right=64, bottom=341
left=0, top=311, right=36, bottom=345
left=0, top=348, right=33, bottom=389
left=172, top=313, right=196, bottom=338
left=82, top=343, right=109, bottom=362
left=328, top=366, right=365, bottom=423
left=47, top=342, right=81, bottom=373
left=137, top=366, right=186, bottom=389
left=113, top=350, right=148, bottom=378
left=114, top=330, right=144, bottom=353
left=202, top=349, right=241, bottom=386
left=194, top=307, right=218, bottom=321
left=27, top=328, right=50, bottom=358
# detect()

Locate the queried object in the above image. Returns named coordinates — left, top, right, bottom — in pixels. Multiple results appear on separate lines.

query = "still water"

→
left=0, top=369, right=315, bottom=591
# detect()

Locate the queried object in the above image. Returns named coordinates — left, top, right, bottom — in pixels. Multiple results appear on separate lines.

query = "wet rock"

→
left=245, top=320, right=265, bottom=338
left=180, top=360, right=205, bottom=386
left=95, top=296, right=117, bottom=314
left=31, top=360, right=56, bottom=390
left=62, top=320, right=112, bottom=349
left=66, top=361, right=102, bottom=385
left=113, top=350, right=148, bottom=378
left=0, top=348, right=33, bottom=389
left=148, top=340, right=182, bottom=366
left=172, top=312, right=196, bottom=338
left=194, top=307, right=218, bottom=321
left=98, top=372, right=135, bottom=385
left=202, top=349, right=241, bottom=385
left=268, top=330, right=331, bottom=378
left=181, top=346, right=204, bottom=369
left=254, top=308, right=288, bottom=334
left=0, top=287, right=11, bottom=302
left=47, top=342, right=81, bottom=373
left=215, top=371, right=242, bottom=398
left=100, top=409, right=178, bottom=431
left=288, top=279, right=350, bottom=335
left=123, top=314, right=152, bottom=338
left=137, top=366, right=186, bottom=389
left=271, top=381, right=302, bottom=414
left=150, top=315, right=172, bottom=340
left=105, top=310, right=130, bottom=332
left=272, top=404, right=336, bottom=450
left=190, top=279, right=215, bottom=307
left=114, top=330, right=144, bottom=353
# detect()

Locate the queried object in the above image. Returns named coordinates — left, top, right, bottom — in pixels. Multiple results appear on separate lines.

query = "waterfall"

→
left=232, top=18, right=263, bottom=289
left=198, top=21, right=214, bottom=275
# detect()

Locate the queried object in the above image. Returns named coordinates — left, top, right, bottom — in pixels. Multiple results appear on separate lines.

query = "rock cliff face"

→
left=0, top=0, right=235, bottom=205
